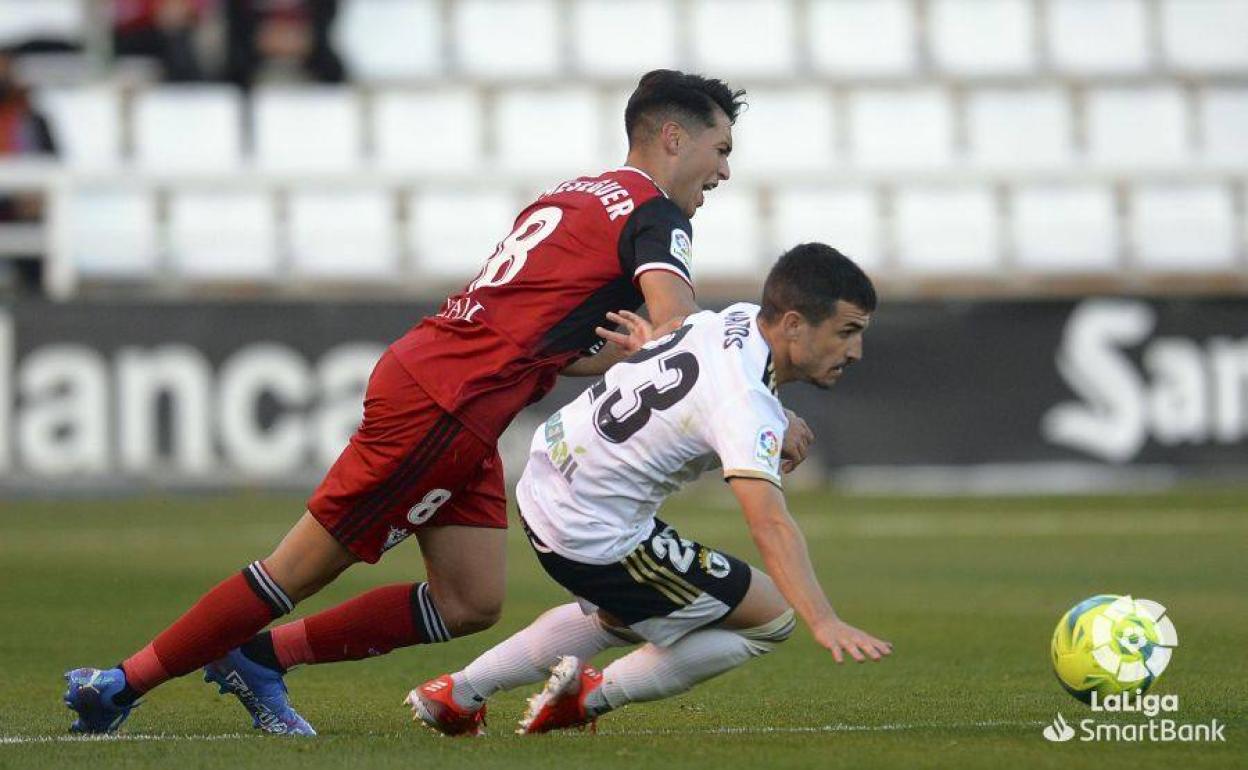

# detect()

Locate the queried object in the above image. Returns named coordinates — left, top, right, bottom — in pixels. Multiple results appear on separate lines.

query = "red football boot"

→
left=516, top=656, right=603, bottom=735
left=405, top=674, right=487, bottom=737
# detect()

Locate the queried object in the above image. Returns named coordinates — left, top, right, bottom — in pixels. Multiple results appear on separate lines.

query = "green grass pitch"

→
left=1, top=487, right=1244, bottom=769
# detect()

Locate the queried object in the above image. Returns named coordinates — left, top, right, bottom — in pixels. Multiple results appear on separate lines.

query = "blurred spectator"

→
left=225, top=0, right=346, bottom=89
left=113, top=0, right=211, bottom=81
left=0, top=50, right=57, bottom=295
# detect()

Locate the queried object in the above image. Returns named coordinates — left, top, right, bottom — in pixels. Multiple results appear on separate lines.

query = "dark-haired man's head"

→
left=623, top=69, right=746, bottom=219
left=758, top=243, right=877, bottom=390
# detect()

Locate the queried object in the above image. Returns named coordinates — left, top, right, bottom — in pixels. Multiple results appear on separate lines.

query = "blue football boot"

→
left=63, top=667, right=137, bottom=733
left=204, top=648, right=316, bottom=736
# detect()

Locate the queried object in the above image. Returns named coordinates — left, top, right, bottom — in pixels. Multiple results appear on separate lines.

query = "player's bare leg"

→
left=65, top=511, right=357, bottom=734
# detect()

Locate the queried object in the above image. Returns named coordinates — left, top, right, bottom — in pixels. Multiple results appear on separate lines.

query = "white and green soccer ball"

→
left=1050, top=594, right=1178, bottom=704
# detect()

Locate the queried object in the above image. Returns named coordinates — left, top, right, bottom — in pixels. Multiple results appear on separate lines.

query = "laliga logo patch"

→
left=755, top=427, right=780, bottom=469
left=1093, top=596, right=1178, bottom=682
left=670, top=229, right=692, bottom=271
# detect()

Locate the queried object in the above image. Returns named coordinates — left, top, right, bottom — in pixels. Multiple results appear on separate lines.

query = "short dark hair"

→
left=760, top=243, right=877, bottom=325
left=625, top=69, right=746, bottom=146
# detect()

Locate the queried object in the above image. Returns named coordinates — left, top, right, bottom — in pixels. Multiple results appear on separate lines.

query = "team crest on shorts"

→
left=755, top=426, right=781, bottom=470
left=699, top=547, right=731, bottom=579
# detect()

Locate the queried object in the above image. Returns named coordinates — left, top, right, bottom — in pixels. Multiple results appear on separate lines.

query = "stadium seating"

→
left=406, top=189, right=518, bottom=280
left=808, top=0, right=917, bottom=76
left=1131, top=185, right=1237, bottom=269
left=253, top=88, right=362, bottom=172
left=3, top=0, right=1243, bottom=293
left=133, top=87, right=244, bottom=172
left=965, top=88, right=1072, bottom=168
left=287, top=190, right=397, bottom=279
left=1047, top=0, right=1150, bottom=74
left=928, top=0, right=1034, bottom=76
left=169, top=191, right=277, bottom=280
left=894, top=187, right=999, bottom=272
left=570, top=0, right=679, bottom=78
left=64, top=190, right=159, bottom=277
left=1012, top=186, right=1118, bottom=271
left=335, top=0, right=442, bottom=80
left=373, top=88, right=483, bottom=172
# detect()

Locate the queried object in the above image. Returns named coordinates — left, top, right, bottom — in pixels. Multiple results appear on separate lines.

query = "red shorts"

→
left=308, top=348, right=507, bottom=563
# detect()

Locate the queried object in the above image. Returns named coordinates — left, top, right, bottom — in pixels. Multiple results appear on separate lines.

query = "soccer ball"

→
left=1050, top=594, right=1178, bottom=704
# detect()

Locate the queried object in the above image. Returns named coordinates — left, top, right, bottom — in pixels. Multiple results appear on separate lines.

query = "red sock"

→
left=267, top=582, right=446, bottom=668
left=122, top=561, right=293, bottom=694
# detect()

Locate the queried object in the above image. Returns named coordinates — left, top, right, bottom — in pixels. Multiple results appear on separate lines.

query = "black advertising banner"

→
left=0, top=297, right=1245, bottom=487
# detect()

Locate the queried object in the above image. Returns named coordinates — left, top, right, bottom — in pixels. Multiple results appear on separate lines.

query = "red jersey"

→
left=392, top=167, right=695, bottom=442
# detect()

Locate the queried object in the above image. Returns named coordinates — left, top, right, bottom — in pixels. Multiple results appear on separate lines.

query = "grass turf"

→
left=0, top=487, right=1244, bottom=769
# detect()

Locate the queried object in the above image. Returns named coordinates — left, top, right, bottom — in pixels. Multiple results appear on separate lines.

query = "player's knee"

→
left=735, top=608, right=797, bottom=656
left=434, top=591, right=503, bottom=636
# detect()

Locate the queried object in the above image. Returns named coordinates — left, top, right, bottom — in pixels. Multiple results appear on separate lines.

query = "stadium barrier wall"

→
left=0, top=296, right=1244, bottom=493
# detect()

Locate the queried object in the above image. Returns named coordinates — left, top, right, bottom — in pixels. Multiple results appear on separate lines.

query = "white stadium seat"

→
left=494, top=88, right=601, bottom=174
left=454, top=0, right=559, bottom=79
left=288, top=190, right=398, bottom=279
left=0, top=0, right=83, bottom=46
left=571, top=0, right=678, bottom=78
left=168, top=192, right=277, bottom=280
left=689, top=0, right=798, bottom=77
left=1048, top=0, right=1149, bottom=74
left=334, top=0, right=441, bottom=80
left=1160, top=0, right=1248, bottom=72
left=769, top=189, right=882, bottom=271
left=1012, top=186, right=1118, bottom=271
left=35, top=86, right=122, bottom=169
left=603, top=87, right=633, bottom=168
left=373, top=89, right=483, bottom=172
left=966, top=88, right=1072, bottom=168
left=1085, top=88, right=1189, bottom=166
left=685, top=189, right=761, bottom=280
left=928, top=0, right=1034, bottom=75
left=731, top=89, right=836, bottom=176
left=808, top=0, right=917, bottom=76
left=253, top=88, right=361, bottom=172
left=1201, top=88, right=1248, bottom=165
left=133, top=87, right=243, bottom=172
left=65, top=190, right=159, bottom=277
left=1131, top=185, right=1237, bottom=270
left=895, top=187, right=999, bottom=272
left=847, top=88, right=953, bottom=168
left=407, top=190, right=518, bottom=281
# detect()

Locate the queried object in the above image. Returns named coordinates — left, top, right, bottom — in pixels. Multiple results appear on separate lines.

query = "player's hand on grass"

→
left=812, top=618, right=893, bottom=664
left=596, top=310, right=657, bottom=355
left=781, top=409, right=814, bottom=474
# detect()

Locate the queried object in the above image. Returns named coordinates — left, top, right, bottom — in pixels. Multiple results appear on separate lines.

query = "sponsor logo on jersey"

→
left=755, top=427, right=781, bottom=469
left=670, top=229, right=693, bottom=272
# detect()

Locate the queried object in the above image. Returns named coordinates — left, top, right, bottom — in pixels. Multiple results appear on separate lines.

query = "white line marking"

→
left=0, top=720, right=1044, bottom=744
left=0, top=733, right=255, bottom=745
left=596, top=719, right=1046, bottom=736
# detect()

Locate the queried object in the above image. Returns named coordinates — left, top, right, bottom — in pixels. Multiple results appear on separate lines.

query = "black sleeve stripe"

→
left=618, top=196, right=694, bottom=281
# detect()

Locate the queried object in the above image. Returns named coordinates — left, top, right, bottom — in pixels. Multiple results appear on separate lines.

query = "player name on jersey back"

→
left=543, top=177, right=635, bottom=221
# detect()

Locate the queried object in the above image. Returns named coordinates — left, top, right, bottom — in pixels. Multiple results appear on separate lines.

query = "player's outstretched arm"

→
left=636, top=269, right=699, bottom=330
left=729, top=477, right=893, bottom=664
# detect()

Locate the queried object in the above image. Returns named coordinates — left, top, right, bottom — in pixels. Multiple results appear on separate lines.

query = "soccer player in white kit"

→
left=407, top=243, right=893, bottom=736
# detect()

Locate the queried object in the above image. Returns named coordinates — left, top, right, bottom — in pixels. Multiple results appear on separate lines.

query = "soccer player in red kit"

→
left=63, top=70, right=811, bottom=735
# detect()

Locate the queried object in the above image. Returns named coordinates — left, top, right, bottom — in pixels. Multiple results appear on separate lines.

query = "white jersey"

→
left=517, top=303, right=788, bottom=565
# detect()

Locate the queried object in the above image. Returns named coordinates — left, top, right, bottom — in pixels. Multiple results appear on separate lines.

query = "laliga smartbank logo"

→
left=1044, top=595, right=1226, bottom=744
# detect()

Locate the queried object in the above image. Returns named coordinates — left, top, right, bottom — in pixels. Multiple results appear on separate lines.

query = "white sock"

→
left=589, top=629, right=761, bottom=716
left=451, top=603, right=630, bottom=710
